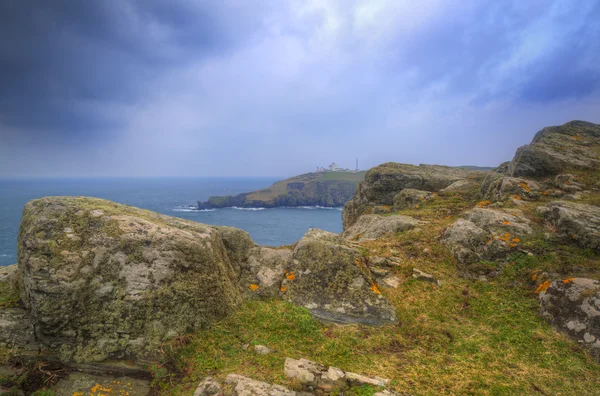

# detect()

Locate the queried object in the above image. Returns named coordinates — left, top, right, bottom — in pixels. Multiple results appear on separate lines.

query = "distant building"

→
left=315, top=162, right=360, bottom=173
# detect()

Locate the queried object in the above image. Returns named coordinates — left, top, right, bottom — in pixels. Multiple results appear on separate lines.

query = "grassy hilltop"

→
left=198, top=171, right=367, bottom=209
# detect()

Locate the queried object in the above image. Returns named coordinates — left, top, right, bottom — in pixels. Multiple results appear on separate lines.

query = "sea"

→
left=0, top=177, right=344, bottom=267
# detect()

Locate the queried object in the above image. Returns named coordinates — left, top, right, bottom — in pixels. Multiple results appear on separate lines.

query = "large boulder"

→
left=442, top=208, right=532, bottom=274
left=539, top=278, right=600, bottom=362
left=506, top=120, right=600, bottom=178
left=481, top=174, right=542, bottom=202
left=18, top=197, right=245, bottom=362
left=342, top=163, right=470, bottom=229
left=537, top=201, right=600, bottom=251
left=392, top=189, right=433, bottom=211
left=342, top=214, right=423, bottom=241
left=282, top=229, right=397, bottom=326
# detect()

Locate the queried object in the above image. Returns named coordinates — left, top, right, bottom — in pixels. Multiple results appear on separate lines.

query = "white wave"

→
left=231, top=206, right=266, bottom=211
left=172, top=207, right=216, bottom=212
left=284, top=206, right=343, bottom=210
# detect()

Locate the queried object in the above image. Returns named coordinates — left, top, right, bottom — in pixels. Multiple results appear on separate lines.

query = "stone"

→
left=412, top=268, right=440, bottom=286
left=194, top=377, right=222, bottom=396
left=283, top=357, right=325, bottom=385
left=555, top=174, right=584, bottom=192
left=442, top=207, right=532, bottom=273
left=481, top=175, right=541, bottom=202
left=536, top=201, right=600, bottom=251
left=225, top=374, right=296, bottom=396
left=50, top=372, right=151, bottom=396
left=439, top=179, right=479, bottom=194
left=506, top=120, right=600, bottom=178
left=345, top=372, right=388, bottom=387
left=0, top=308, right=38, bottom=351
left=382, top=276, right=401, bottom=289
left=18, top=197, right=245, bottom=362
left=342, top=163, right=471, bottom=229
left=392, top=189, right=433, bottom=211
left=342, top=214, right=424, bottom=241
left=283, top=229, right=397, bottom=326
left=254, top=345, right=275, bottom=355
left=539, top=278, right=600, bottom=362
left=244, top=247, right=292, bottom=298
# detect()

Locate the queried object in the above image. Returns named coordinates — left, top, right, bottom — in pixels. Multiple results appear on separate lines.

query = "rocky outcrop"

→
left=481, top=174, right=542, bottom=202
left=342, top=214, right=423, bottom=241
left=506, top=120, right=600, bottom=178
left=392, top=189, right=432, bottom=211
left=439, top=179, right=479, bottom=194
left=537, top=201, right=600, bottom=251
left=539, top=278, right=600, bottom=362
left=18, top=196, right=245, bottom=362
left=442, top=208, right=532, bottom=274
left=343, top=163, right=470, bottom=229
left=282, top=229, right=397, bottom=326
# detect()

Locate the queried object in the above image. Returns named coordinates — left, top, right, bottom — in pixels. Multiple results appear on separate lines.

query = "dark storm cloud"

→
left=1, top=0, right=599, bottom=177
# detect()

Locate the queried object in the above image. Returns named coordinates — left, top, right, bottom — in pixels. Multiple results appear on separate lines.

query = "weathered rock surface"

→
left=506, top=120, right=600, bottom=178
left=442, top=208, right=532, bottom=272
left=194, top=377, right=222, bottom=396
left=0, top=308, right=37, bottom=351
left=539, top=278, right=600, bottom=362
left=284, top=357, right=389, bottom=393
left=537, top=201, right=600, bottom=251
left=225, top=374, right=296, bottom=396
left=481, top=174, right=541, bottom=202
left=343, top=163, right=470, bottom=229
left=412, top=268, right=440, bottom=286
left=392, top=189, right=432, bottom=211
left=18, top=197, right=245, bottom=362
left=342, top=214, right=423, bottom=241
left=439, top=179, right=479, bottom=194
left=283, top=229, right=397, bottom=325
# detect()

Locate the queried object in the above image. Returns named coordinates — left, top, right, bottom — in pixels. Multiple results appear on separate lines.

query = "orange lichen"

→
left=512, top=238, right=520, bottom=243
left=477, top=200, right=492, bottom=208
left=370, top=282, right=381, bottom=295
left=502, top=220, right=511, bottom=225
left=280, top=286, right=287, bottom=292
left=571, top=134, right=584, bottom=141
left=512, top=194, right=521, bottom=200
left=415, top=205, right=420, bottom=209
left=519, top=182, right=531, bottom=192
left=562, top=278, right=575, bottom=284
left=531, top=273, right=537, bottom=281
left=535, top=280, right=552, bottom=294
left=249, top=284, right=259, bottom=291
left=286, top=272, right=296, bottom=281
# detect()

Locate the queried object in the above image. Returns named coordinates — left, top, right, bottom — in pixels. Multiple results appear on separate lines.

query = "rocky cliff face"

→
left=342, top=163, right=472, bottom=229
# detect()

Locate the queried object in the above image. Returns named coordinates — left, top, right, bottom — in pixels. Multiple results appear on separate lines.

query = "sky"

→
left=1, top=0, right=599, bottom=177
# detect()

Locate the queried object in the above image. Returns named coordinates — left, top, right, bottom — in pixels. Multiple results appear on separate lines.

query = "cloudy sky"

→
left=1, top=0, right=599, bottom=177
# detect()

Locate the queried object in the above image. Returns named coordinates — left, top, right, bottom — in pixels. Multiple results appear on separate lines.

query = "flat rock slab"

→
left=50, top=372, right=151, bottom=396
left=343, top=214, right=423, bottom=241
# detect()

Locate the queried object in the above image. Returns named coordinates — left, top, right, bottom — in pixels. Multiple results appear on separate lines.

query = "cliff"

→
left=197, top=171, right=366, bottom=209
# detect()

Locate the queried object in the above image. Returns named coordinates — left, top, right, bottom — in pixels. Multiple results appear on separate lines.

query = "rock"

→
left=254, top=345, right=275, bottom=355
left=0, top=308, right=38, bottom=351
left=243, top=247, right=292, bottom=298
left=481, top=175, right=541, bottom=201
left=320, top=366, right=346, bottom=390
left=439, top=179, right=479, bottom=194
left=555, top=174, right=584, bottom=192
left=412, top=268, right=440, bottom=286
left=537, top=201, right=600, bottom=251
left=283, top=358, right=325, bottom=386
left=283, top=229, right=397, bottom=326
left=225, top=374, right=296, bottom=396
left=342, top=214, right=424, bottom=241
left=392, top=189, right=433, bottom=211
left=539, top=278, right=600, bottom=362
left=507, top=120, right=600, bottom=178
left=345, top=372, right=388, bottom=387
left=194, top=377, right=222, bottom=396
left=382, top=276, right=401, bottom=289
left=18, top=197, right=244, bottom=362
left=50, top=372, right=151, bottom=396
left=343, top=163, right=471, bottom=229
left=442, top=208, right=532, bottom=272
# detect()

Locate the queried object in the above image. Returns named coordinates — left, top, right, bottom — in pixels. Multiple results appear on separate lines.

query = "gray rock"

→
left=439, top=179, right=479, bottom=194
left=345, top=372, right=388, bottom=387
left=225, top=374, right=296, bottom=396
left=382, top=276, right=401, bottom=289
left=412, top=268, right=440, bottom=286
left=0, top=308, right=37, bottom=351
left=342, top=163, right=471, bottom=229
left=343, top=214, right=424, bottom=241
left=539, top=278, right=600, bottom=362
left=392, top=189, right=433, bottom=211
left=536, top=201, right=600, bottom=251
left=254, top=345, right=275, bottom=355
left=507, top=120, right=600, bottom=178
left=194, top=377, right=222, bottom=396
left=18, top=196, right=244, bottom=362
left=283, top=357, right=325, bottom=386
left=555, top=174, right=584, bottom=192
left=481, top=175, right=541, bottom=202
left=442, top=207, right=532, bottom=272
left=283, top=229, right=397, bottom=326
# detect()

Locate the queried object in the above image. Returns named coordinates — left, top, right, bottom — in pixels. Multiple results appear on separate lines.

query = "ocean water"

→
left=0, top=178, right=344, bottom=266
